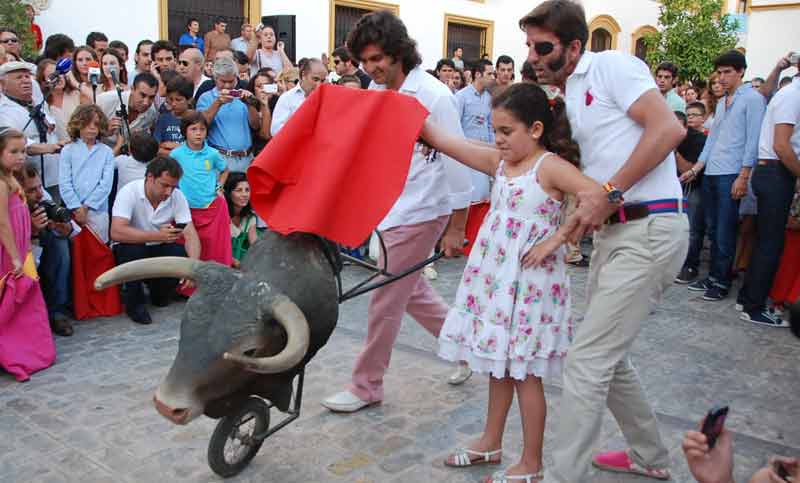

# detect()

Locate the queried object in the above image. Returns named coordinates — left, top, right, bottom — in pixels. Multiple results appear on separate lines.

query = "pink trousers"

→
left=348, top=216, right=450, bottom=402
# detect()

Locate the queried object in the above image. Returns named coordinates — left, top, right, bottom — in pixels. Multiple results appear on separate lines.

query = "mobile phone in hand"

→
left=774, top=460, right=791, bottom=481
left=701, top=405, right=729, bottom=450
left=262, top=83, right=278, bottom=94
left=229, top=89, right=242, bottom=98
left=173, top=222, right=187, bottom=230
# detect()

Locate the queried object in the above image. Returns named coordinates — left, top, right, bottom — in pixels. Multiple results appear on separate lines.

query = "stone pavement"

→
left=1, top=259, right=799, bottom=483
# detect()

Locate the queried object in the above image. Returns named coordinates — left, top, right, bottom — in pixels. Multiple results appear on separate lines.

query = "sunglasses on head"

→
left=531, top=41, right=555, bottom=56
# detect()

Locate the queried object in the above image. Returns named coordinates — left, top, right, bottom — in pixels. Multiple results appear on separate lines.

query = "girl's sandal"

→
left=443, top=448, right=503, bottom=467
left=484, top=469, right=544, bottom=483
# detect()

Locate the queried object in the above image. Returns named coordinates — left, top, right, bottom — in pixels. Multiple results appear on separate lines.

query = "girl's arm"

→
left=0, top=183, right=23, bottom=276
left=247, top=219, right=258, bottom=245
left=420, top=118, right=500, bottom=176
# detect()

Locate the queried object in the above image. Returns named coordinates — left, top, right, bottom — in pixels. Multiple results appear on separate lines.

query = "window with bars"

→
left=167, top=0, right=246, bottom=46
left=590, top=28, right=612, bottom=52
left=446, top=22, right=486, bottom=63
left=333, top=5, right=372, bottom=48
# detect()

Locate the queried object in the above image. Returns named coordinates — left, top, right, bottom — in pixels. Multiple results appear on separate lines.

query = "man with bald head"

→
left=177, top=47, right=209, bottom=96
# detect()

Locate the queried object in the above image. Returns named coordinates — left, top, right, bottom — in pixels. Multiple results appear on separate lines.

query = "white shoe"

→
left=447, top=364, right=473, bottom=385
left=321, top=390, right=375, bottom=413
left=422, top=265, right=438, bottom=280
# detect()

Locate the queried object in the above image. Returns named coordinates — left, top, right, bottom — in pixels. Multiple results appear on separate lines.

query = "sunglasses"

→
left=1, top=38, right=19, bottom=44
left=531, top=41, right=555, bottom=56
left=178, top=60, right=190, bottom=66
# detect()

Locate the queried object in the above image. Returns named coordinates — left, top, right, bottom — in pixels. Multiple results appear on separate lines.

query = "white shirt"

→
left=565, top=51, right=682, bottom=203
left=112, top=179, right=192, bottom=245
left=0, top=94, right=60, bottom=187
left=270, top=84, right=306, bottom=136
left=758, top=77, right=800, bottom=160
left=115, top=154, right=148, bottom=194
left=193, top=75, right=211, bottom=97
left=96, top=89, right=158, bottom=134
left=371, top=66, right=473, bottom=230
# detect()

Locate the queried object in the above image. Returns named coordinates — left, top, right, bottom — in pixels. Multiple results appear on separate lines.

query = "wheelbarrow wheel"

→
left=207, top=396, right=270, bottom=478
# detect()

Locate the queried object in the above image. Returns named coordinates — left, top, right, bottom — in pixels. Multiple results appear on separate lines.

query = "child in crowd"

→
left=338, top=74, right=362, bottom=90
left=169, top=110, right=232, bottom=269
left=155, top=76, right=194, bottom=157
left=0, top=128, right=54, bottom=382
left=224, top=172, right=258, bottom=268
left=59, top=104, right=115, bottom=242
left=420, top=83, right=601, bottom=483
left=115, top=130, right=159, bottom=193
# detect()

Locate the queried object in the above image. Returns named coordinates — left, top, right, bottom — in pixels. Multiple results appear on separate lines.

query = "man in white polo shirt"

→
left=521, top=1, right=688, bottom=481
left=321, top=11, right=473, bottom=413
left=111, top=156, right=201, bottom=324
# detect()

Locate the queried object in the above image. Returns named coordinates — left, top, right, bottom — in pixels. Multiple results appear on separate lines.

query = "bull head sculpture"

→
left=95, top=232, right=339, bottom=425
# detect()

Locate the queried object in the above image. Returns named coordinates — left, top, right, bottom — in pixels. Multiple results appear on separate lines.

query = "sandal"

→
left=485, top=469, right=544, bottom=482
left=592, top=450, right=670, bottom=480
left=444, top=447, right=502, bottom=467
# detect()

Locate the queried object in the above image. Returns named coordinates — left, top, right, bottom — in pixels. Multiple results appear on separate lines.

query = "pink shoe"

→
left=592, top=450, right=670, bottom=480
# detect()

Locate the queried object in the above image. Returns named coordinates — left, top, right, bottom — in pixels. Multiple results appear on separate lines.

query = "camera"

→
left=229, top=89, right=242, bottom=98
left=789, top=52, right=800, bottom=65
left=37, top=200, right=72, bottom=223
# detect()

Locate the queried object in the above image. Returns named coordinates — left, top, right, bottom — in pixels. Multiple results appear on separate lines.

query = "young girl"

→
left=224, top=172, right=258, bottom=268
left=169, top=111, right=232, bottom=270
left=59, top=104, right=115, bottom=243
left=0, top=128, right=55, bottom=382
left=421, top=83, right=601, bottom=483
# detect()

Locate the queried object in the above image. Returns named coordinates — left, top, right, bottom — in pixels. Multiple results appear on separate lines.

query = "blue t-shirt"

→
left=154, top=111, right=185, bottom=144
left=196, top=88, right=253, bottom=151
left=169, top=142, right=227, bottom=208
left=178, top=33, right=205, bottom=53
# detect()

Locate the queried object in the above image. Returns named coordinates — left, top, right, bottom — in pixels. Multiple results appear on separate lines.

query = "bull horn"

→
left=223, top=295, right=310, bottom=374
left=94, top=257, right=201, bottom=290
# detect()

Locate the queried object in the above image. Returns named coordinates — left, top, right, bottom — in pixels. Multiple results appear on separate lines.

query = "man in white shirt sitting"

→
left=270, top=58, right=328, bottom=136
left=111, top=156, right=201, bottom=324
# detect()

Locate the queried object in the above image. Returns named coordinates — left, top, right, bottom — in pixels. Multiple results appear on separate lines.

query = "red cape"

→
left=247, top=83, right=429, bottom=247
left=72, top=228, right=122, bottom=320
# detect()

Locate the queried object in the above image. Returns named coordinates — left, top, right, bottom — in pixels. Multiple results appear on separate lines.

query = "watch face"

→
left=608, top=190, right=624, bottom=204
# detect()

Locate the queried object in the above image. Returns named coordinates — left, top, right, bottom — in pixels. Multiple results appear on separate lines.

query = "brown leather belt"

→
left=210, top=145, right=251, bottom=157
left=757, top=159, right=781, bottom=167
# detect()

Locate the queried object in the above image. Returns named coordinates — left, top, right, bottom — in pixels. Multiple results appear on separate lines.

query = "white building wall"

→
left=740, top=9, right=799, bottom=79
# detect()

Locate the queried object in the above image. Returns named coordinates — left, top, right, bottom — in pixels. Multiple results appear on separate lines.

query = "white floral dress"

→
left=438, top=152, right=573, bottom=381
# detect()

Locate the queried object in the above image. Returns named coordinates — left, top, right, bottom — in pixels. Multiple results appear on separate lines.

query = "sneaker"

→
left=688, top=278, right=712, bottom=292
left=703, top=285, right=729, bottom=301
left=740, top=309, right=790, bottom=328
left=592, top=450, right=671, bottom=480
left=447, top=363, right=473, bottom=385
left=321, top=390, right=377, bottom=413
left=735, top=303, right=743, bottom=311
left=675, top=267, right=698, bottom=284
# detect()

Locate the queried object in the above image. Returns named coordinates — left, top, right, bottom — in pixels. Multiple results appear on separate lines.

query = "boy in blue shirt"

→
left=154, top=76, right=194, bottom=157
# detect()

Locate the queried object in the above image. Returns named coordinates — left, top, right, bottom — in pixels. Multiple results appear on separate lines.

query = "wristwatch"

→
left=603, top=182, right=624, bottom=205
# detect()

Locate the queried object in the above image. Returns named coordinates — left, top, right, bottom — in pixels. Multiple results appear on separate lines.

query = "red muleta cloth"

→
left=247, top=83, right=429, bottom=247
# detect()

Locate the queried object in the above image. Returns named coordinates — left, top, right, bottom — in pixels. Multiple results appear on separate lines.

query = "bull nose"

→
left=153, top=395, right=190, bottom=425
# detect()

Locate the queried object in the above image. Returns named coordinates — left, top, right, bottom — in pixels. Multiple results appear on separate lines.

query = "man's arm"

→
left=110, top=217, right=171, bottom=244
left=732, top=93, right=767, bottom=198
left=776, top=123, right=800, bottom=177
left=26, top=143, right=61, bottom=155
left=759, top=54, right=792, bottom=99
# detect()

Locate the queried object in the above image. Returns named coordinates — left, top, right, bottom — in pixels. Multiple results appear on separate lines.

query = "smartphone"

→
left=701, top=405, right=729, bottom=450
left=774, top=460, right=791, bottom=481
left=173, top=222, right=187, bottom=230
left=262, top=83, right=278, bottom=94
left=790, top=52, right=800, bottom=64
left=229, top=89, right=242, bottom=98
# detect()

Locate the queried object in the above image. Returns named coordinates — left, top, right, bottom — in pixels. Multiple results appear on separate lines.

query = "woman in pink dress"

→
left=0, top=128, right=55, bottom=382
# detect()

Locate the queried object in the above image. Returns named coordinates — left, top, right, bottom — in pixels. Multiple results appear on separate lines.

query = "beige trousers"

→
left=550, top=213, right=689, bottom=482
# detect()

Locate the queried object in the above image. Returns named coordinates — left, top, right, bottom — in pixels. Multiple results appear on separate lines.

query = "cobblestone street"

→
left=1, top=259, right=798, bottom=483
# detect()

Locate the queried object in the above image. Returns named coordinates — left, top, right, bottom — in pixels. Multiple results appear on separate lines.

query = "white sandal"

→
left=444, top=447, right=503, bottom=467
left=486, top=469, right=544, bottom=482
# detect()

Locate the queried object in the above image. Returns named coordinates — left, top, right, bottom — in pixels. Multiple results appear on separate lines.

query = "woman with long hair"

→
left=702, top=72, right=724, bottom=131
left=36, top=59, right=82, bottom=142
left=98, top=50, right=128, bottom=93
left=66, top=46, right=98, bottom=103
left=250, top=24, right=292, bottom=77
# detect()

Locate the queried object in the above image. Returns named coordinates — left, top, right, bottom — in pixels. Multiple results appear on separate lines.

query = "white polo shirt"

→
left=112, top=179, right=192, bottom=244
left=565, top=51, right=682, bottom=204
left=270, top=84, right=307, bottom=136
left=370, top=66, right=473, bottom=230
left=758, top=77, right=800, bottom=161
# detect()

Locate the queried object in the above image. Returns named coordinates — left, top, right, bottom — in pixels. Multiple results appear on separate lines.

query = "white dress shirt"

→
left=370, top=66, right=473, bottom=230
left=270, top=84, right=307, bottom=136
left=758, top=77, right=800, bottom=161
left=565, top=51, right=682, bottom=203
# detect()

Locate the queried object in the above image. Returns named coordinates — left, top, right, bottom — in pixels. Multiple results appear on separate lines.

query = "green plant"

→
left=644, top=0, right=740, bottom=83
left=0, top=0, right=37, bottom=60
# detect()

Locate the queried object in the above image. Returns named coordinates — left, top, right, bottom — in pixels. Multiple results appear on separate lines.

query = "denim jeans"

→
left=113, top=243, right=187, bottom=310
left=221, top=153, right=254, bottom=173
left=739, top=163, right=797, bottom=312
left=702, top=174, right=740, bottom=288
left=683, top=183, right=707, bottom=270
left=38, top=229, right=71, bottom=318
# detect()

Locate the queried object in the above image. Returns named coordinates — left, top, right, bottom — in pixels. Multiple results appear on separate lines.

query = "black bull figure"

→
left=95, top=231, right=338, bottom=425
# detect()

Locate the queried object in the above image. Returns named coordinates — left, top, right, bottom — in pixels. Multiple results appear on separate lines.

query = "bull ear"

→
left=223, top=294, right=310, bottom=374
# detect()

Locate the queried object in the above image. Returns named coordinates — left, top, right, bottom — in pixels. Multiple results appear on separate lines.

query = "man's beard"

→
left=547, top=51, right=567, bottom=74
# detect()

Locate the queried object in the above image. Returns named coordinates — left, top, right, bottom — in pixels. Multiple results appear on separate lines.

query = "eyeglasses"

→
left=178, top=60, right=190, bottom=66
left=1, top=38, right=19, bottom=44
left=530, top=41, right=555, bottom=56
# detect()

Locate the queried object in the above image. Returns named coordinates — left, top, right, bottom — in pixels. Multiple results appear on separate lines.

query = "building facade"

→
left=34, top=0, right=797, bottom=80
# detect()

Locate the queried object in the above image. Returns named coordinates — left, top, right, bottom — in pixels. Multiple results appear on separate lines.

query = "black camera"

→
left=37, top=200, right=72, bottom=223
